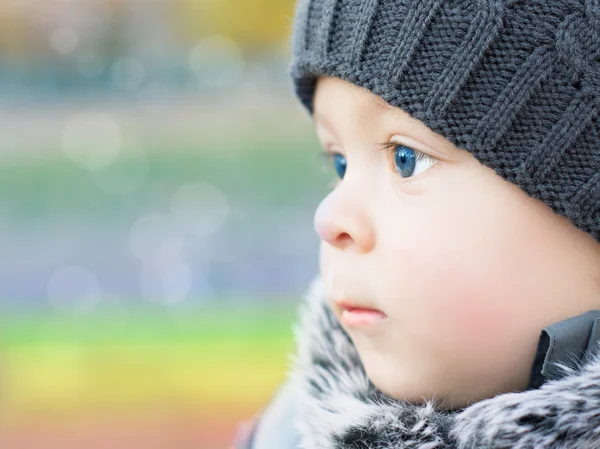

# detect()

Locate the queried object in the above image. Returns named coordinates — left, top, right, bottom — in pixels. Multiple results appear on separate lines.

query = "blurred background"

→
left=0, top=1, right=330, bottom=448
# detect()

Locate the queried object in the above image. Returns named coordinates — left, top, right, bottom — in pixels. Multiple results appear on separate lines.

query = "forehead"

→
left=313, top=76, right=393, bottom=126
left=311, top=76, right=468, bottom=161
left=313, top=77, right=396, bottom=136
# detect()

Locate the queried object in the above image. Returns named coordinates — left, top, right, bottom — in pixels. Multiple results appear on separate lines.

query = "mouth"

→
left=334, top=299, right=388, bottom=327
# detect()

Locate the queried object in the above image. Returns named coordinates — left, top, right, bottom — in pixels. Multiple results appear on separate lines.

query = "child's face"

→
left=312, top=76, right=600, bottom=409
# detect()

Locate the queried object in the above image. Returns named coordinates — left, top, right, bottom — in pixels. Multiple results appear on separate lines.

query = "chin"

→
left=370, top=371, right=476, bottom=410
left=363, top=361, right=448, bottom=406
left=365, top=364, right=419, bottom=400
left=375, top=381, right=428, bottom=404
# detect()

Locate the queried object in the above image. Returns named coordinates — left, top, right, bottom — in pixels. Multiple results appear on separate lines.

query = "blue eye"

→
left=395, top=145, right=416, bottom=177
left=393, top=144, right=434, bottom=178
left=333, top=153, right=347, bottom=179
left=318, top=143, right=435, bottom=183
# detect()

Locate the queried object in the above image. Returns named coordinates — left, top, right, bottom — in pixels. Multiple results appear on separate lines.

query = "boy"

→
left=235, top=0, right=600, bottom=447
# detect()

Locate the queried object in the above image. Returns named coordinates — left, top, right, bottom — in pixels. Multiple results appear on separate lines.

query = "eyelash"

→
left=376, top=141, right=431, bottom=166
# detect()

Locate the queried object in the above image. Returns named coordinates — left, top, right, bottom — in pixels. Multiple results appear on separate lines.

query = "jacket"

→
left=234, top=275, right=600, bottom=449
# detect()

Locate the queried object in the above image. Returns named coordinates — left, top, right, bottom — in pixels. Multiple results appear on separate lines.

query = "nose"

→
left=313, top=184, right=376, bottom=253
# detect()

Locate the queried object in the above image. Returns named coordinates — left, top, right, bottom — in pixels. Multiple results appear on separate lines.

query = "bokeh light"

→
left=140, top=258, right=193, bottom=305
left=170, top=181, right=229, bottom=238
left=62, top=112, right=122, bottom=171
left=49, top=27, right=80, bottom=55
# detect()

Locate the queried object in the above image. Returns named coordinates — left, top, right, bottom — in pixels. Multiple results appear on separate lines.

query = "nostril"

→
left=337, top=232, right=353, bottom=247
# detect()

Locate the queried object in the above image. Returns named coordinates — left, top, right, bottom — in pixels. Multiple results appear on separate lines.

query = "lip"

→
left=335, top=299, right=388, bottom=327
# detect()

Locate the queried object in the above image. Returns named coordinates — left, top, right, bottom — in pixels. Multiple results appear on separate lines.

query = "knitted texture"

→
left=288, top=0, right=600, bottom=242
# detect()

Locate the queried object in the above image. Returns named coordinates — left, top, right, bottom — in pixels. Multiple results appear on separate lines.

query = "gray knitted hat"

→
left=288, top=0, right=600, bottom=242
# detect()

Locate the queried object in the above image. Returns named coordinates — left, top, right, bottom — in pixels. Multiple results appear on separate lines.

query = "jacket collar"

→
left=290, top=275, right=600, bottom=449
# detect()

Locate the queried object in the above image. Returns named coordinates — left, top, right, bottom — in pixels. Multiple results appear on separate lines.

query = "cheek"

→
left=382, top=210, right=529, bottom=350
left=427, top=257, right=516, bottom=342
left=386, top=245, right=515, bottom=338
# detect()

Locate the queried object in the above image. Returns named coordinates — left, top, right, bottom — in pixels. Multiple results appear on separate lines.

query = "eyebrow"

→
left=368, top=99, right=394, bottom=114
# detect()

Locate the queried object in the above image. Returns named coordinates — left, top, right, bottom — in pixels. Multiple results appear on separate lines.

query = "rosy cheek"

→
left=422, top=258, right=517, bottom=346
left=385, top=242, right=518, bottom=349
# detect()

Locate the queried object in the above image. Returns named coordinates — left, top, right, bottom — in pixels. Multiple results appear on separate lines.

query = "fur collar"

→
left=288, top=275, right=600, bottom=449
